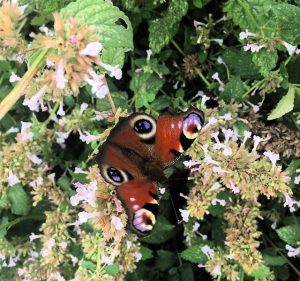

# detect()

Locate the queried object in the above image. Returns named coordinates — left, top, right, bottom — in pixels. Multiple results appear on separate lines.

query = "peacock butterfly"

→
left=97, top=107, right=204, bottom=236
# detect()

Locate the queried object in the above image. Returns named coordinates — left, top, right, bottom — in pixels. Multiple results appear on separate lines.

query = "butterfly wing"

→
left=97, top=113, right=161, bottom=235
left=154, top=107, right=204, bottom=167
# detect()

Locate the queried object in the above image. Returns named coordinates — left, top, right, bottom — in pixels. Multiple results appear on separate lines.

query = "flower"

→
left=77, top=211, right=98, bottom=224
left=70, top=180, right=97, bottom=207
left=146, top=49, right=152, bottom=62
left=80, top=102, right=88, bottom=113
left=283, top=193, right=296, bottom=208
left=263, top=150, right=279, bottom=169
left=242, top=131, right=252, bottom=145
left=294, top=175, right=300, bottom=185
left=111, top=215, right=124, bottom=230
left=179, top=209, right=190, bottom=222
left=101, top=253, right=113, bottom=265
left=201, top=245, right=214, bottom=258
left=23, top=85, right=47, bottom=112
left=80, top=42, right=103, bottom=56
left=55, top=59, right=67, bottom=90
left=183, top=160, right=200, bottom=168
left=282, top=41, right=296, bottom=55
left=135, top=252, right=142, bottom=262
left=211, top=198, right=226, bottom=206
left=239, top=30, right=257, bottom=40
left=99, top=61, right=122, bottom=80
left=252, top=135, right=263, bottom=152
left=9, top=71, right=21, bottom=83
left=212, top=72, right=221, bottom=83
left=57, top=100, right=65, bottom=116
left=55, top=131, right=70, bottom=144
left=7, top=170, right=20, bottom=186
left=192, top=222, right=200, bottom=232
left=79, top=131, right=101, bottom=144
left=220, top=113, right=232, bottom=121
left=26, top=152, right=43, bottom=165
left=29, top=233, right=42, bottom=241
left=285, top=245, right=300, bottom=257
left=212, top=265, right=221, bottom=276
left=243, top=43, right=265, bottom=53
left=229, top=181, right=239, bottom=194
left=84, top=70, right=108, bottom=99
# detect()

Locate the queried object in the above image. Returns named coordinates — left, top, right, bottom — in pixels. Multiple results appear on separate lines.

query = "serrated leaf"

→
left=140, top=246, right=153, bottom=261
left=276, top=225, right=300, bottom=245
left=7, top=185, right=31, bottom=216
left=101, top=47, right=125, bottom=68
left=180, top=242, right=208, bottom=264
left=250, top=265, right=272, bottom=279
left=252, top=49, right=278, bottom=77
left=104, top=263, right=120, bottom=275
left=155, top=250, right=177, bottom=271
left=221, top=76, right=245, bottom=103
left=268, top=86, right=295, bottom=120
left=149, top=0, right=188, bottom=53
left=130, top=72, right=164, bottom=108
left=61, top=0, right=133, bottom=49
left=273, top=4, right=300, bottom=45
left=222, top=48, right=260, bottom=79
left=80, top=260, right=96, bottom=271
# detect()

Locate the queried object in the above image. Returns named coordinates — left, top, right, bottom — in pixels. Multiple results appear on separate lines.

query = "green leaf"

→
left=267, top=86, right=295, bottom=120
left=61, top=0, right=133, bottom=50
left=0, top=217, right=9, bottom=238
left=263, top=254, right=287, bottom=266
left=221, top=76, right=245, bottom=103
left=80, top=260, right=96, bottom=271
left=155, top=250, right=177, bottom=271
left=7, top=185, right=31, bottom=216
left=222, top=48, right=260, bottom=79
left=273, top=4, right=300, bottom=45
left=235, top=120, right=251, bottom=139
left=130, top=72, right=164, bottom=108
left=149, top=0, right=188, bottom=53
left=250, top=265, right=272, bottom=279
left=140, top=246, right=153, bottom=261
left=96, top=91, right=128, bottom=111
left=101, top=47, right=125, bottom=68
left=104, top=263, right=120, bottom=275
left=252, top=49, right=278, bottom=77
left=276, top=225, right=300, bottom=245
left=141, top=216, right=175, bottom=244
left=180, top=242, right=208, bottom=264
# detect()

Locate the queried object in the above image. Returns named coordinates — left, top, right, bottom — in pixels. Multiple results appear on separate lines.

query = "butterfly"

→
left=97, top=107, right=204, bottom=236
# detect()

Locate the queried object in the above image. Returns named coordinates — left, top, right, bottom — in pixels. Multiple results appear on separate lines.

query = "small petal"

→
left=55, top=59, right=67, bottom=90
left=80, top=42, right=103, bottom=56
left=111, top=215, right=124, bottom=230
left=7, top=170, right=20, bottom=186
left=9, top=72, right=21, bottom=83
left=179, top=209, right=189, bottom=222
left=26, top=152, right=42, bottom=165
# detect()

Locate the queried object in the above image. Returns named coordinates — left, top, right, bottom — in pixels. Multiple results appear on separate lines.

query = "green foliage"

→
left=221, top=76, right=245, bottom=102
left=276, top=225, right=300, bottom=245
left=7, top=185, right=31, bottom=216
left=149, top=0, right=188, bottom=53
left=252, top=49, right=278, bottom=77
left=180, top=242, right=208, bottom=263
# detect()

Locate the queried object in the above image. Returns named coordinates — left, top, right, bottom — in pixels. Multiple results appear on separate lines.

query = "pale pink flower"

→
left=220, top=113, right=232, bottom=120
left=111, top=215, right=124, bottom=230
left=29, top=32, right=36, bottom=38
left=55, top=131, right=70, bottom=144
left=9, top=72, right=21, bottom=83
left=26, top=152, right=42, bottom=165
left=17, top=268, right=26, bottom=276
left=212, top=166, right=228, bottom=174
left=59, top=242, right=68, bottom=249
left=135, top=252, right=142, bottom=262
left=77, top=211, right=98, bottom=224
left=159, top=187, right=166, bottom=194
left=294, top=175, right=300, bottom=185
left=239, top=30, right=256, bottom=40
left=7, top=127, right=19, bottom=134
left=282, top=41, right=296, bottom=55
left=29, top=233, right=42, bottom=241
left=70, top=180, right=97, bottom=207
left=229, top=181, right=240, bottom=194
left=252, top=135, right=263, bottom=152
left=212, top=72, right=221, bottom=83
left=210, top=182, right=221, bottom=191
left=207, top=117, right=218, bottom=127
left=80, top=102, right=88, bottom=113
left=212, top=265, right=221, bottom=276
left=204, top=155, right=219, bottom=165
left=74, top=167, right=88, bottom=174
left=211, top=198, right=226, bottom=206
left=84, top=70, right=108, bottom=99
left=101, top=253, right=113, bottom=265
left=243, top=43, right=265, bottom=53
left=283, top=193, right=296, bottom=208
left=242, top=131, right=252, bottom=145
left=80, top=42, right=103, bottom=56
left=183, top=160, right=200, bottom=168
left=69, top=34, right=78, bottom=44
left=46, top=59, right=54, bottom=68
left=223, top=146, right=232, bottom=156
left=47, top=238, right=55, bottom=248
left=7, top=257, right=16, bottom=267
left=192, top=222, right=200, bottom=232
left=99, top=61, right=122, bottom=80
left=79, top=130, right=101, bottom=144
left=296, top=49, right=300, bottom=55
left=29, top=176, right=43, bottom=188
left=146, top=49, right=152, bottom=62
left=264, top=150, right=280, bottom=169
left=55, top=59, right=67, bottom=90
left=7, top=170, right=20, bottom=186
left=23, top=85, right=47, bottom=112
left=201, top=245, right=214, bottom=258
left=57, top=100, right=65, bottom=116
left=179, top=209, right=189, bottom=222
left=197, top=264, right=206, bottom=268
left=285, top=245, right=300, bottom=257
left=222, top=128, right=234, bottom=142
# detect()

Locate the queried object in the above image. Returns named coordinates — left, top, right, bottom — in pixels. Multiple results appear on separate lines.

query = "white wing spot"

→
left=171, top=123, right=175, bottom=129
left=130, top=197, right=135, bottom=202
left=133, top=204, right=140, bottom=210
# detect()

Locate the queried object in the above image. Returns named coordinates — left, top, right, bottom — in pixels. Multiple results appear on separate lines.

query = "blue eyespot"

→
left=134, top=119, right=152, bottom=134
left=108, top=167, right=123, bottom=183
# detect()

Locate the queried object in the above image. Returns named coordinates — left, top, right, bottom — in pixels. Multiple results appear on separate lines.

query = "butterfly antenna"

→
left=168, top=187, right=181, bottom=224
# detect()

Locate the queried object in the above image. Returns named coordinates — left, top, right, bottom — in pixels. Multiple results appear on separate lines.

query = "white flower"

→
left=7, top=256, right=16, bottom=267
left=57, top=100, right=65, bottom=116
left=192, top=222, right=200, bottom=232
left=99, top=61, right=122, bottom=80
left=212, top=166, right=227, bottom=174
left=282, top=41, right=296, bottom=55
left=101, top=253, right=113, bottom=265
left=211, top=38, right=223, bottom=46
left=77, top=211, right=98, bottom=224
left=252, top=135, right=263, bottom=152
left=46, top=59, right=54, bottom=68
left=80, top=42, right=103, bottom=56
left=242, top=131, right=252, bottom=145
left=146, top=49, right=152, bottom=62
left=210, top=182, right=221, bottom=191
left=70, top=180, right=97, bottom=207
left=111, top=215, right=124, bottom=230
left=263, top=150, right=280, bottom=169
left=207, top=117, right=217, bottom=126
left=9, top=72, right=21, bottom=83
left=201, top=245, right=214, bottom=258
left=29, top=233, right=42, bottom=241
left=222, top=128, right=234, bottom=142
left=201, top=94, right=210, bottom=106
left=74, top=167, right=88, bottom=174
left=84, top=70, right=108, bottom=99
left=79, top=131, right=101, bottom=144
left=212, top=72, right=221, bottom=83
left=26, top=152, right=42, bottom=165
left=212, top=265, right=221, bottom=276
left=29, top=32, right=36, bottom=38
left=229, top=181, right=239, bottom=194
left=23, top=85, right=47, bottom=112
left=211, top=198, right=226, bottom=206
left=135, top=252, right=142, bottom=262
left=59, top=242, right=68, bottom=249
left=7, top=170, right=20, bottom=186
left=285, top=245, right=300, bottom=257
left=183, top=160, right=200, bottom=168
left=179, top=209, right=190, bottom=222
left=69, top=254, right=79, bottom=266
left=204, top=155, right=219, bottom=165
left=296, top=49, right=300, bottom=55
left=220, top=113, right=232, bottom=120
left=7, top=127, right=19, bottom=134
left=239, top=30, right=256, bottom=40
left=271, top=222, right=277, bottom=230
left=217, top=56, right=224, bottom=64
left=55, top=59, right=67, bottom=90
left=283, top=193, right=296, bottom=208
left=294, top=175, right=300, bottom=185
left=243, top=43, right=265, bottom=53
left=80, top=103, right=88, bottom=113
left=55, top=131, right=71, bottom=144
left=159, top=187, right=166, bottom=194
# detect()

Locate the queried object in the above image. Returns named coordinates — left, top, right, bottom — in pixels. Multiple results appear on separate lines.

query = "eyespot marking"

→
left=183, top=113, right=203, bottom=139
left=101, top=165, right=129, bottom=186
left=129, top=114, right=156, bottom=140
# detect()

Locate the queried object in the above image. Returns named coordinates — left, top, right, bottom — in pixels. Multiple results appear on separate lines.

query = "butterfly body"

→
left=98, top=107, right=204, bottom=235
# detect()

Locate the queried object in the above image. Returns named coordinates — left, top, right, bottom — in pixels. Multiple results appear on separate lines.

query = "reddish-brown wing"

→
left=154, top=107, right=204, bottom=167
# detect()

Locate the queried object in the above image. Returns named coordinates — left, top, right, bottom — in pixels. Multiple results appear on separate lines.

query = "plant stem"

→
left=103, top=78, right=116, bottom=115
left=195, top=68, right=212, bottom=88
left=171, top=39, right=185, bottom=56
left=0, top=47, right=49, bottom=120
